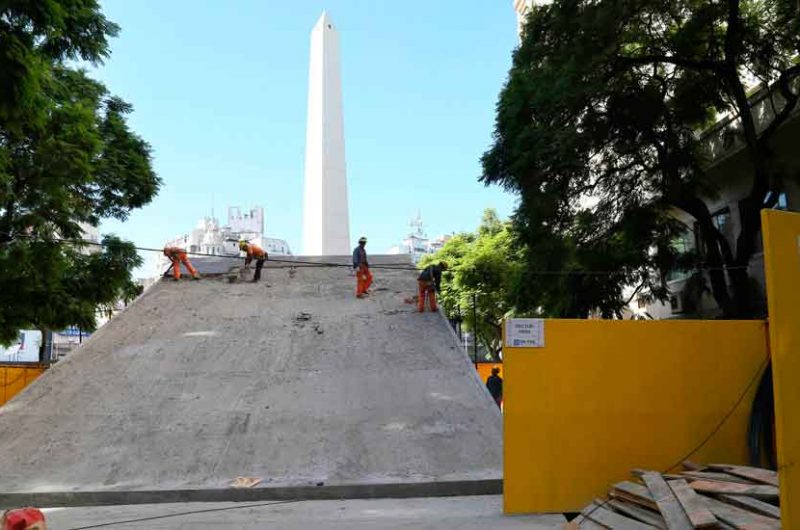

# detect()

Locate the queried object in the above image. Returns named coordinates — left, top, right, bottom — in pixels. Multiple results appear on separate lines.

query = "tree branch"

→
left=758, top=64, right=800, bottom=145
left=617, top=54, right=722, bottom=72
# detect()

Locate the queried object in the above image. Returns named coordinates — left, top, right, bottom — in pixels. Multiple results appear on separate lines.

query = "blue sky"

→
left=95, top=1, right=520, bottom=276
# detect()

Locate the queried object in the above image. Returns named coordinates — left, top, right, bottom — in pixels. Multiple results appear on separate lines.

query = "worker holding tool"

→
left=417, top=261, right=447, bottom=312
left=239, top=240, right=268, bottom=282
left=352, top=236, right=372, bottom=298
left=163, top=246, right=200, bottom=281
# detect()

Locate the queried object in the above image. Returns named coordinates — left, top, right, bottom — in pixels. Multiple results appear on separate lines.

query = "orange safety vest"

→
left=246, top=244, right=266, bottom=259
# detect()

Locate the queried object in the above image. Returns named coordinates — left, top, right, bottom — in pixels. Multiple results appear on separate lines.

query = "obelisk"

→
left=303, top=11, right=350, bottom=256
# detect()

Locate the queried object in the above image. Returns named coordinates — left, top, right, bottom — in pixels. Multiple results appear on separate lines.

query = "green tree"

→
left=421, top=209, right=522, bottom=361
left=482, top=0, right=800, bottom=318
left=0, top=1, right=159, bottom=344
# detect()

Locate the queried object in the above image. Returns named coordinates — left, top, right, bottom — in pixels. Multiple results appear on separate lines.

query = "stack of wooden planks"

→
left=567, top=462, right=781, bottom=529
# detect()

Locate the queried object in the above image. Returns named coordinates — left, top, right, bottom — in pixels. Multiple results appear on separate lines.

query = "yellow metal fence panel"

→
left=504, top=319, right=768, bottom=514
left=0, top=365, right=46, bottom=407
left=761, top=209, right=800, bottom=528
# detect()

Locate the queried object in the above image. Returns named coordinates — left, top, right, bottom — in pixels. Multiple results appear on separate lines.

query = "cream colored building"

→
left=514, top=0, right=550, bottom=38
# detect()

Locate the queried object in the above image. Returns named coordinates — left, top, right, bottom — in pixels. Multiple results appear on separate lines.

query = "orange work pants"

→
left=171, top=252, right=198, bottom=279
left=356, top=265, right=373, bottom=296
left=418, top=280, right=437, bottom=312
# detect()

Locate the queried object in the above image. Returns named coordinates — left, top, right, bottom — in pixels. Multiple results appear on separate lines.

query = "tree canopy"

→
left=421, top=209, right=522, bottom=361
left=482, top=0, right=800, bottom=318
left=0, top=1, right=159, bottom=344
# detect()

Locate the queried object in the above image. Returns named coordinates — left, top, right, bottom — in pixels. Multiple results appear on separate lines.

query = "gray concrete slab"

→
left=43, top=496, right=565, bottom=529
left=0, top=255, right=501, bottom=499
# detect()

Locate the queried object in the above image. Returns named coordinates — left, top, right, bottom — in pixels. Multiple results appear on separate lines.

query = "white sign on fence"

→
left=505, top=318, right=545, bottom=348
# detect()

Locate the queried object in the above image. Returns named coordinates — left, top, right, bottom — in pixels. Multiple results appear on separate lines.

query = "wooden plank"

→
left=642, top=472, right=693, bottom=530
left=680, top=471, right=757, bottom=485
left=632, top=469, right=683, bottom=481
left=608, top=499, right=667, bottom=529
left=717, top=494, right=781, bottom=520
left=577, top=519, right=607, bottom=529
left=696, top=495, right=781, bottom=529
left=707, top=464, right=780, bottom=487
left=667, top=479, right=718, bottom=529
left=689, top=480, right=780, bottom=500
left=613, top=481, right=658, bottom=510
left=582, top=502, right=655, bottom=530
left=681, top=461, right=704, bottom=472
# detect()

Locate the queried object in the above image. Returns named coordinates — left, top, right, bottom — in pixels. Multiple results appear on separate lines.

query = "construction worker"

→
left=352, top=236, right=372, bottom=298
left=239, top=240, right=268, bottom=282
left=163, top=246, right=200, bottom=281
left=417, top=261, right=447, bottom=312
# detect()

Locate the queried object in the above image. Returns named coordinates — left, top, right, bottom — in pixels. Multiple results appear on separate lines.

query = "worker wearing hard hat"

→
left=417, top=261, right=447, bottom=312
left=163, top=246, right=200, bottom=281
left=239, top=241, right=268, bottom=282
left=352, top=236, right=372, bottom=298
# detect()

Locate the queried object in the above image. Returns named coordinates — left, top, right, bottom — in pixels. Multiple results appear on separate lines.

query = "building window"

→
left=711, top=207, right=731, bottom=238
left=667, top=229, right=696, bottom=282
left=774, top=192, right=788, bottom=210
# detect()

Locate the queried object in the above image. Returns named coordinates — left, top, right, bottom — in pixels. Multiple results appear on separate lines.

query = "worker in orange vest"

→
left=163, top=246, right=200, bottom=280
left=352, top=236, right=372, bottom=298
left=417, top=261, right=447, bottom=312
left=239, top=240, right=268, bottom=282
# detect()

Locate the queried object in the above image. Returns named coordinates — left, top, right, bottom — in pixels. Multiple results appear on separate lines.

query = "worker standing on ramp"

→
left=239, top=241, right=268, bottom=282
left=163, top=246, right=200, bottom=281
left=417, top=261, right=447, bottom=312
left=352, top=236, right=372, bottom=298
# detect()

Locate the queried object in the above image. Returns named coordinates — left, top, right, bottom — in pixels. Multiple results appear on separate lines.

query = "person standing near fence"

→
left=486, top=366, right=503, bottom=408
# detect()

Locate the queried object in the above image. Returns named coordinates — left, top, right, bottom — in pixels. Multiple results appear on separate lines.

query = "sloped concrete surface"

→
left=0, top=256, right=501, bottom=496
left=44, top=496, right=565, bottom=529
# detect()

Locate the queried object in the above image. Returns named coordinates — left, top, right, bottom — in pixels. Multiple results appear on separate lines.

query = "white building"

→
left=303, top=12, right=351, bottom=256
left=513, top=0, right=550, bottom=38
left=159, top=205, right=292, bottom=275
left=387, top=213, right=451, bottom=264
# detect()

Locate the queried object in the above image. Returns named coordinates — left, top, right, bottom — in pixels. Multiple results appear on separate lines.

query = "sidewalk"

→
left=44, top=495, right=565, bottom=529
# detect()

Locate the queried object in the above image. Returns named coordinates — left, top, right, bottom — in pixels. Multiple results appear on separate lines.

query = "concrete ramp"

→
left=0, top=256, right=502, bottom=505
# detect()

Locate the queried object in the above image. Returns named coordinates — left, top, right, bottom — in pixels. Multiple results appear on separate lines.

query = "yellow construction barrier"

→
left=0, top=364, right=47, bottom=407
left=762, top=209, right=800, bottom=528
left=503, top=319, right=768, bottom=513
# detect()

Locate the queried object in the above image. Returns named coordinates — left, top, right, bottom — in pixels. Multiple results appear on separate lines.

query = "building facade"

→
left=631, top=85, right=800, bottom=319
left=387, top=213, right=451, bottom=264
left=159, top=206, right=292, bottom=275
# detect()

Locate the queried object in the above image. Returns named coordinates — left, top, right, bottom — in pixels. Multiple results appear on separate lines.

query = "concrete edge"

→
left=436, top=310, right=501, bottom=415
left=0, top=479, right=503, bottom=509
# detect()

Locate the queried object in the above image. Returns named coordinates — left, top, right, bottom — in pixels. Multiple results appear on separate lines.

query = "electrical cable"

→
left=64, top=499, right=305, bottom=530
left=0, top=233, right=752, bottom=276
left=748, top=362, right=776, bottom=469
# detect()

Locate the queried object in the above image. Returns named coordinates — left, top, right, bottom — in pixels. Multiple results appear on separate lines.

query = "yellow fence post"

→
left=761, top=209, right=800, bottom=528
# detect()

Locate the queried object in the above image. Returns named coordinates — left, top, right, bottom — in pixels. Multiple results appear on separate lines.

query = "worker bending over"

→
left=239, top=241, right=268, bottom=282
left=417, top=261, right=447, bottom=312
left=163, top=246, right=200, bottom=281
left=352, top=236, right=372, bottom=298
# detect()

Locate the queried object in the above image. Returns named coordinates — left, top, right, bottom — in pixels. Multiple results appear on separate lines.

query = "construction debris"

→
left=569, top=462, right=781, bottom=529
left=230, top=476, right=262, bottom=488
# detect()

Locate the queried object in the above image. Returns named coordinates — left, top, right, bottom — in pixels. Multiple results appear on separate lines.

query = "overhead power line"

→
left=1, top=232, right=750, bottom=276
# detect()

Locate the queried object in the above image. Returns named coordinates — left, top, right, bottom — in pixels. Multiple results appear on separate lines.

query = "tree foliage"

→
left=421, top=209, right=522, bottom=361
left=482, top=0, right=800, bottom=318
left=0, top=1, right=159, bottom=343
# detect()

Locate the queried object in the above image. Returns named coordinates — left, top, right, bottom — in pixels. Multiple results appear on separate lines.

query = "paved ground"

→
left=0, top=256, right=501, bottom=497
left=43, top=496, right=565, bottom=529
